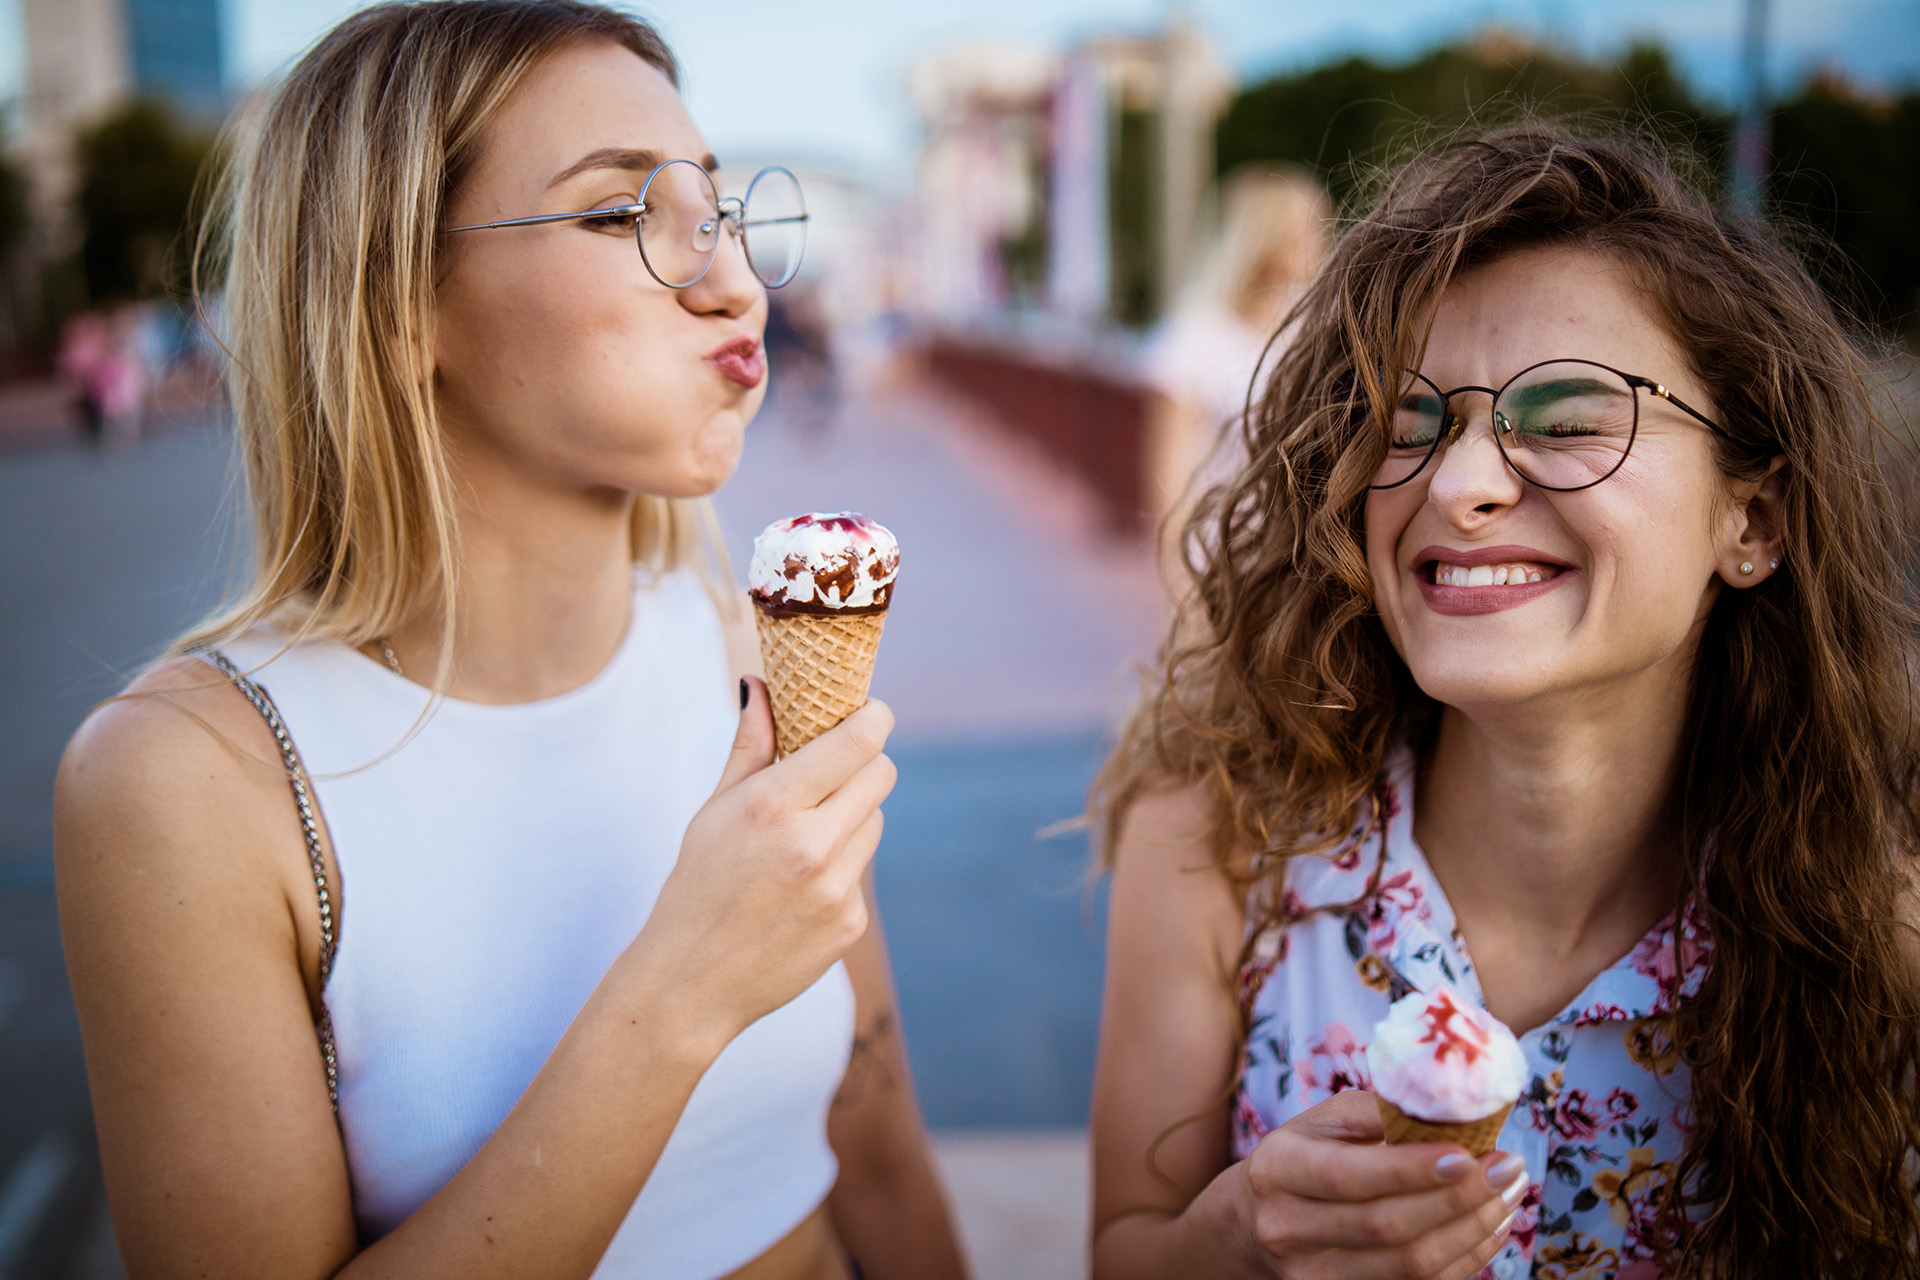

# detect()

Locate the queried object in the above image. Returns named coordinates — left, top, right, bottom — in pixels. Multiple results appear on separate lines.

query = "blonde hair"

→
left=1196, top=163, right=1332, bottom=326
left=179, top=0, right=729, bottom=678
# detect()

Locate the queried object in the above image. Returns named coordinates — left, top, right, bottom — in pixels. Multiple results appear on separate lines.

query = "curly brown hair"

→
left=1093, top=123, right=1920, bottom=1276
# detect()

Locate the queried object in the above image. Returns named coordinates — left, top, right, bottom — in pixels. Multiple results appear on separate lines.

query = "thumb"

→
left=713, top=675, right=777, bottom=795
left=1291, top=1089, right=1389, bottom=1144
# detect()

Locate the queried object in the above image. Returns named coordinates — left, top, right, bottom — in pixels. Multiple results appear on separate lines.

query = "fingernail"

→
left=739, top=678, right=749, bottom=709
left=1502, top=1173, right=1528, bottom=1206
left=1434, top=1152, right=1473, bottom=1180
left=1489, top=1154, right=1525, bottom=1187
left=1497, top=1208, right=1518, bottom=1237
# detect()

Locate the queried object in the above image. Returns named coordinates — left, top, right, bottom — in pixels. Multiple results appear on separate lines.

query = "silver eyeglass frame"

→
left=445, top=160, right=809, bottom=290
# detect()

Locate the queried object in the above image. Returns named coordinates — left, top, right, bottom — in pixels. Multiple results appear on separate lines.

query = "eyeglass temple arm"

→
left=1625, top=375, right=1728, bottom=438
left=447, top=202, right=646, bottom=234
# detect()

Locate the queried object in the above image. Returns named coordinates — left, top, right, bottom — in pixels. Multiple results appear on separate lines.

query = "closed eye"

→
left=580, top=202, right=643, bottom=232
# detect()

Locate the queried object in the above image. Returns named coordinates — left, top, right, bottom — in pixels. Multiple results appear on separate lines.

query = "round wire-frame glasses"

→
left=446, top=159, right=809, bottom=290
left=1368, top=357, right=1728, bottom=493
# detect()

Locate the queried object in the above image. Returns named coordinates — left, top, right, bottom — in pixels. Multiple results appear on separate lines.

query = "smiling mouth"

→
left=1426, top=560, right=1563, bottom=587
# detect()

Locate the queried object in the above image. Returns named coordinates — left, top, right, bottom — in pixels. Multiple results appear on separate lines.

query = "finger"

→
left=775, top=699, right=895, bottom=804
left=1269, top=1134, right=1479, bottom=1204
left=812, top=750, right=898, bottom=834
left=825, top=807, right=885, bottom=888
left=1287, top=1088, right=1387, bottom=1144
left=1372, top=1181, right=1520, bottom=1280
left=712, top=676, right=776, bottom=795
left=1299, top=1153, right=1525, bottom=1248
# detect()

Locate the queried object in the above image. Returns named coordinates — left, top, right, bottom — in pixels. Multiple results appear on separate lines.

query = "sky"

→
left=1, top=0, right=1916, bottom=179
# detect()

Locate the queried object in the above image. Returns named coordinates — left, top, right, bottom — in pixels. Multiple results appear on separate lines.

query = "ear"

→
left=1716, top=455, right=1787, bottom=587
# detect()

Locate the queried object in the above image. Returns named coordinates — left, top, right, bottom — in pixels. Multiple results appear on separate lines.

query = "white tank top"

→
left=218, top=569, right=855, bottom=1279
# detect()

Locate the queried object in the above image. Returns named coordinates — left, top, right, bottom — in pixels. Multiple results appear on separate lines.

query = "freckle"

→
left=513, top=375, right=525, bottom=387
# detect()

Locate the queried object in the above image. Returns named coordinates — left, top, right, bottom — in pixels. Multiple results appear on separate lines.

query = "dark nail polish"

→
left=738, top=678, right=749, bottom=710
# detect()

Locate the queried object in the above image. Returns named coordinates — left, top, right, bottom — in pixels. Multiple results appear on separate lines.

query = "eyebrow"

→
left=546, top=147, right=721, bottom=190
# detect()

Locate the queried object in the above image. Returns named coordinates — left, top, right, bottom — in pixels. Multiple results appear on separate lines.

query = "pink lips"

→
left=1413, top=543, right=1576, bottom=617
left=706, top=336, right=765, bottom=388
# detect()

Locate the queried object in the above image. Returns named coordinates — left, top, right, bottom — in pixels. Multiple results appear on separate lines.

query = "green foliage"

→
left=0, top=150, right=29, bottom=255
left=1215, top=34, right=1730, bottom=214
left=73, top=98, right=216, bottom=304
left=1768, top=81, right=1920, bottom=329
left=1109, top=106, right=1159, bottom=327
left=1215, top=32, right=1920, bottom=333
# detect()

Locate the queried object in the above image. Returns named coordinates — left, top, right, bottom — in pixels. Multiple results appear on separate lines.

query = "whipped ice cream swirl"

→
left=749, top=512, right=900, bottom=616
left=1366, top=985, right=1528, bottom=1122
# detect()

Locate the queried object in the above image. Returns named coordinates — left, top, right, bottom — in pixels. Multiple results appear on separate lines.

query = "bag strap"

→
left=197, top=647, right=341, bottom=1113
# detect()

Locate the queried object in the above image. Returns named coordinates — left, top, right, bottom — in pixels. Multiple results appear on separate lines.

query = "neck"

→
left=1413, top=661, right=1692, bottom=1023
left=383, top=448, right=640, bottom=705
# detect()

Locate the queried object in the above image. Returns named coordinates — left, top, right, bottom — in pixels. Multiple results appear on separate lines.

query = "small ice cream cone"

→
left=1376, top=1096, right=1514, bottom=1157
left=747, top=512, right=900, bottom=758
left=754, top=608, right=888, bottom=757
left=1366, top=986, right=1528, bottom=1161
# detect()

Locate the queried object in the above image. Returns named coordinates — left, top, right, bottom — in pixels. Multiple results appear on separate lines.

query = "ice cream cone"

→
left=1376, top=1096, right=1514, bottom=1157
left=754, top=608, right=888, bottom=757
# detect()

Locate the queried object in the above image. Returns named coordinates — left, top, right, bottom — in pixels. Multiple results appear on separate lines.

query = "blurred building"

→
left=907, top=24, right=1231, bottom=328
left=14, top=0, right=225, bottom=244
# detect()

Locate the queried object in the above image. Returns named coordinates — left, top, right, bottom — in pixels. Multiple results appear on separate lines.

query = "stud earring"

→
left=1769, top=558, right=1780, bottom=570
left=1740, top=561, right=1754, bottom=575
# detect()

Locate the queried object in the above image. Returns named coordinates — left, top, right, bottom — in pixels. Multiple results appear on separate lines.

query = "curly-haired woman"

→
left=53, top=3, right=965, bottom=1277
left=1090, top=125, right=1920, bottom=1279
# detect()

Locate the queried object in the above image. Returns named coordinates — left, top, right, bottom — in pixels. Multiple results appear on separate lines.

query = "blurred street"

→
left=0, top=375, right=1163, bottom=1276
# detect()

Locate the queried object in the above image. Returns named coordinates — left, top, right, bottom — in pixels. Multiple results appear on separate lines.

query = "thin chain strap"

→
left=198, top=648, right=341, bottom=1112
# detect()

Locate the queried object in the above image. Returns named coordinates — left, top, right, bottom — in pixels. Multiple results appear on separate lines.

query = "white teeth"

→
left=1432, top=561, right=1553, bottom=587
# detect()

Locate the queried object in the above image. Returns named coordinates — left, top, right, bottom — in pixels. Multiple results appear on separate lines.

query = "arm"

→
left=58, top=665, right=893, bottom=1280
left=826, top=870, right=970, bottom=1280
left=1089, top=787, right=1525, bottom=1280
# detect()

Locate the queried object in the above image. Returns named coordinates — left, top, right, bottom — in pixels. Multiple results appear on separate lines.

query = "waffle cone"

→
left=754, top=608, right=888, bottom=757
left=1376, top=1096, right=1514, bottom=1157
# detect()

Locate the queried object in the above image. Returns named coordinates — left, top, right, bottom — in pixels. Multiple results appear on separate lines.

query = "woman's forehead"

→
left=473, top=42, right=706, bottom=201
left=1419, top=247, right=1689, bottom=387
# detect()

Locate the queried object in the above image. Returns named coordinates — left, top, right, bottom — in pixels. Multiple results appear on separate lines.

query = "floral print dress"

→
left=1233, top=745, right=1711, bottom=1280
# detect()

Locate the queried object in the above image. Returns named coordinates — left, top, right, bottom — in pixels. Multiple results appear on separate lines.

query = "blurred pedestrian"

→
left=55, top=4, right=965, bottom=1278
left=1141, top=164, right=1330, bottom=559
left=56, top=307, right=148, bottom=448
left=1091, top=125, right=1920, bottom=1279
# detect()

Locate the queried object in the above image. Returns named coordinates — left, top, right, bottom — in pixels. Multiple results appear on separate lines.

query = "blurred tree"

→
left=73, top=99, right=215, bottom=304
left=1216, top=32, right=1920, bottom=335
left=1768, top=75, right=1920, bottom=330
left=0, top=150, right=30, bottom=255
left=1216, top=32, right=1729, bottom=214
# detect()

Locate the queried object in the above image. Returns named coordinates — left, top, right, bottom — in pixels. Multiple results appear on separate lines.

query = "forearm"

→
left=828, top=1134, right=968, bottom=1280
left=339, top=944, right=730, bottom=1280
left=1092, top=1164, right=1267, bottom=1280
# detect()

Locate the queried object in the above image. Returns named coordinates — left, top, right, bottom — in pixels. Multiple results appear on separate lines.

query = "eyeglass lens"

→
left=636, top=160, right=808, bottom=290
left=1373, top=360, right=1640, bottom=491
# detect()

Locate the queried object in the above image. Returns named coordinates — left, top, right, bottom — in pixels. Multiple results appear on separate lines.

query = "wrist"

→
left=606, top=933, right=740, bottom=1070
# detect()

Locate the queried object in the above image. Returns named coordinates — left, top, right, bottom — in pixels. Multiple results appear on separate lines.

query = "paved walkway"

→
left=718, top=378, right=1166, bottom=743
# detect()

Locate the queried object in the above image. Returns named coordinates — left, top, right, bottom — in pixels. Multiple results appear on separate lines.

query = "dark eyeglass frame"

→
left=445, top=159, right=809, bottom=290
left=1369, top=357, right=1728, bottom=492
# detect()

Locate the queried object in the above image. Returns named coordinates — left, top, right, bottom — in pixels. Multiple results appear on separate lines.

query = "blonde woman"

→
left=52, top=3, right=966, bottom=1278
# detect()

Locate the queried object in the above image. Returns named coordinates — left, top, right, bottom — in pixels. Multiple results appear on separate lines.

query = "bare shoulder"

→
left=55, top=653, right=297, bottom=912
left=1108, top=781, right=1246, bottom=989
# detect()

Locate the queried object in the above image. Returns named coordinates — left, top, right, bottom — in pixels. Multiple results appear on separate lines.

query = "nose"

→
left=1425, top=397, right=1525, bottom=523
left=677, top=212, right=762, bottom=319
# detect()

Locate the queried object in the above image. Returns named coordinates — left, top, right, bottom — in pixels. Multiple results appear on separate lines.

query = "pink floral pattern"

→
left=1233, top=745, right=1712, bottom=1279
